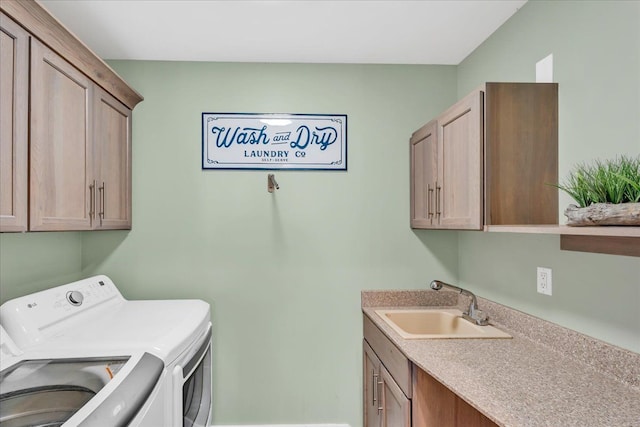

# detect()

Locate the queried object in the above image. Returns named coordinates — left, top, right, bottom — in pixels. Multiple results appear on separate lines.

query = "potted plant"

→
left=556, top=155, right=640, bottom=226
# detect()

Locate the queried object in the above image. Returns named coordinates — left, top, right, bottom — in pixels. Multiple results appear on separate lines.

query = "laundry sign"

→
left=202, top=113, right=347, bottom=170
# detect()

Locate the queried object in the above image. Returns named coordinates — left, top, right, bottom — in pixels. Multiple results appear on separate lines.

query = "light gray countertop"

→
left=362, top=290, right=640, bottom=427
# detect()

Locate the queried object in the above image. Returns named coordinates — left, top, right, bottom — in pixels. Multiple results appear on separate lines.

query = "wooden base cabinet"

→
left=412, top=367, right=498, bottom=427
left=364, top=314, right=500, bottom=427
left=410, top=83, right=558, bottom=230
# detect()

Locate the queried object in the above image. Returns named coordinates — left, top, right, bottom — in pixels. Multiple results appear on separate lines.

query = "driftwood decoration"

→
left=565, top=203, right=640, bottom=226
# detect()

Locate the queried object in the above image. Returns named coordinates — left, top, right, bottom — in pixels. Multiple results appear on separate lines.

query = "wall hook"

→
left=268, top=174, right=279, bottom=193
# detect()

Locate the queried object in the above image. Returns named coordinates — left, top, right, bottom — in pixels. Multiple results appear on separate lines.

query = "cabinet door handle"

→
left=98, top=182, right=105, bottom=226
left=427, top=185, right=434, bottom=219
left=436, top=184, right=441, bottom=218
left=89, top=180, right=96, bottom=223
left=376, top=380, right=387, bottom=414
left=377, top=377, right=384, bottom=415
left=372, top=371, right=378, bottom=405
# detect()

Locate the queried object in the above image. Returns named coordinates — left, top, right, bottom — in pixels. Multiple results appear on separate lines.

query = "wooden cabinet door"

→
left=30, top=39, right=93, bottom=231
left=363, top=341, right=382, bottom=427
left=93, top=86, right=132, bottom=229
left=380, top=364, right=410, bottom=427
left=410, top=120, right=437, bottom=228
left=0, top=13, right=28, bottom=232
left=436, top=90, right=483, bottom=230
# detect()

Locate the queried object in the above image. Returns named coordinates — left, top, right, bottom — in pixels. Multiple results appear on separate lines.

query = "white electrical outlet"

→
left=537, top=267, right=552, bottom=295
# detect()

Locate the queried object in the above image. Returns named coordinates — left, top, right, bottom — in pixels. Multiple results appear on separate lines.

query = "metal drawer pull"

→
left=436, top=184, right=441, bottom=217
left=98, top=182, right=105, bottom=226
left=377, top=377, right=384, bottom=414
left=372, top=371, right=378, bottom=405
left=89, top=180, right=96, bottom=222
left=428, top=184, right=434, bottom=218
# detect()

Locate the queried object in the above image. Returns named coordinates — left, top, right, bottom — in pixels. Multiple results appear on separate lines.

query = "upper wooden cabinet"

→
left=410, top=83, right=558, bottom=230
left=0, top=1, right=141, bottom=232
left=0, top=13, right=28, bottom=232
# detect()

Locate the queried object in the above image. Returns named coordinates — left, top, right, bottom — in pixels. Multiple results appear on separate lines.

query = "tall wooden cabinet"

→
left=0, top=13, right=28, bottom=231
left=410, top=83, right=558, bottom=230
left=0, top=1, right=141, bottom=233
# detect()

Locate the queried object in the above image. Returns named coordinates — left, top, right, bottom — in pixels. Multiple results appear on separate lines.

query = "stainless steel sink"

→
left=375, top=309, right=511, bottom=339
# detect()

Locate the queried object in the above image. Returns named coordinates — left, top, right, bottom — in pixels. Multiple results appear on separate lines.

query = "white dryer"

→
left=0, top=275, right=212, bottom=427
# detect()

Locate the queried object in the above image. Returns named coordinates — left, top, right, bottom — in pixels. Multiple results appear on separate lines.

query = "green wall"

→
left=456, top=0, right=640, bottom=353
left=80, top=62, right=459, bottom=426
left=0, top=233, right=83, bottom=302
left=1, top=1, right=639, bottom=426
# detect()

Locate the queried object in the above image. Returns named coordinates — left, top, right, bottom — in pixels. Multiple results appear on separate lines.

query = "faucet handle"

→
left=473, top=309, right=489, bottom=326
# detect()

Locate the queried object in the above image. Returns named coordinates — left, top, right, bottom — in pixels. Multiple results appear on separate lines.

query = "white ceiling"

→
left=39, top=0, right=527, bottom=65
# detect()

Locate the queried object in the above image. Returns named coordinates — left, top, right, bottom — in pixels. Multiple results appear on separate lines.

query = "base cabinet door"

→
left=364, top=340, right=411, bottom=427
left=379, top=364, right=410, bottom=427
left=363, top=341, right=382, bottom=427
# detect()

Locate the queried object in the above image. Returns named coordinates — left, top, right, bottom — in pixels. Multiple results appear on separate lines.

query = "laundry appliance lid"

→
left=0, top=275, right=211, bottom=365
left=41, top=299, right=211, bottom=363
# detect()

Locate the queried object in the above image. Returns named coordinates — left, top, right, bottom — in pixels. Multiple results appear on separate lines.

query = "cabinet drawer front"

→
left=363, top=315, right=412, bottom=398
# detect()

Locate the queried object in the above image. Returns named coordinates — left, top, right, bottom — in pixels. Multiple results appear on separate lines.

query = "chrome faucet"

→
left=430, top=280, right=489, bottom=326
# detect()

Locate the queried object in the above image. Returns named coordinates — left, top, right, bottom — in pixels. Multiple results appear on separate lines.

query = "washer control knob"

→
left=67, top=291, right=84, bottom=306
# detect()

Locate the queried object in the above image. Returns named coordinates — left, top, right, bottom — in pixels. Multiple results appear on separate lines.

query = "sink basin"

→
left=375, top=309, right=511, bottom=339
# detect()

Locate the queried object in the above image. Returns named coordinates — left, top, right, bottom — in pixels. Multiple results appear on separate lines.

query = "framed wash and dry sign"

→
left=202, top=113, right=347, bottom=170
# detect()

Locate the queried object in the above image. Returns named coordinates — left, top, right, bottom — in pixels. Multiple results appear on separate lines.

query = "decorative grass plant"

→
left=556, top=155, right=640, bottom=226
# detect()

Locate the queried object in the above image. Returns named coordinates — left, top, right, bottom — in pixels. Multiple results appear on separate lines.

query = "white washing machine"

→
left=0, top=275, right=212, bottom=427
